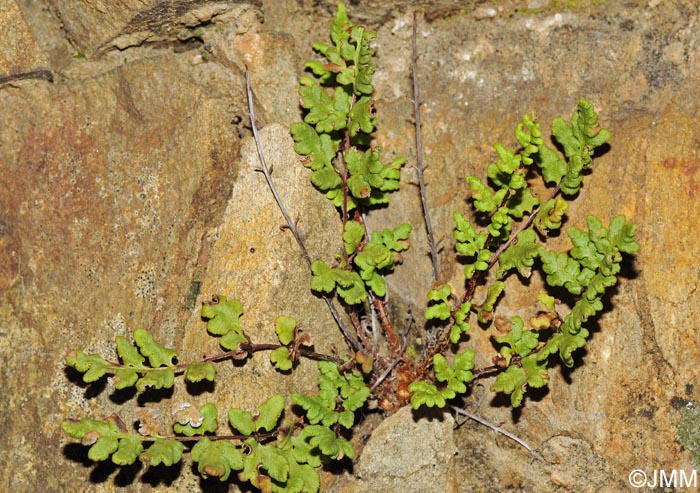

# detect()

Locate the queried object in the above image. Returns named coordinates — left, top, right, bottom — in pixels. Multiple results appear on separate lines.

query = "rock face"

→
left=329, top=406, right=459, bottom=493
left=1, top=0, right=699, bottom=492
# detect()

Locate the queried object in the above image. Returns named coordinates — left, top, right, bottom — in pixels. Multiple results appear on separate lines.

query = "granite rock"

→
left=1, top=1, right=699, bottom=492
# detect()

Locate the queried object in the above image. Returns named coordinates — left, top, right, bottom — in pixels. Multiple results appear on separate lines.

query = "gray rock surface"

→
left=1, top=1, right=699, bottom=492
left=330, top=406, right=458, bottom=493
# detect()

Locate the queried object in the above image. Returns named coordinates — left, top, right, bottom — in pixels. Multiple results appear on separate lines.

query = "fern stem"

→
left=412, top=12, right=440, bottom=281
left=245, top=72, right=363, bottom=353
left=451, top=405, right=544, bottom=461
left=487, top=182, right=562, bottom=270
left=246, top=73, right=311, bottom=265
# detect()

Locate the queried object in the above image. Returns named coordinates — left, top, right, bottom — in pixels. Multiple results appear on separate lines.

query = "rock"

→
left=0, top=1, right=50, bottom=81
left=329, top=406, right=458, bottom=493
left=1, top=1, right=699, bottom=491
left=46, top=0, right=262, bottom=56
left=180, top=122, right=345, bottom=411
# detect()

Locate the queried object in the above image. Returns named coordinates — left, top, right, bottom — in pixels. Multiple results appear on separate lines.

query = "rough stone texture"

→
left=1, top=0, right=699, bottom=492
left=43, top=0, right=262, bottom=57
left=0, top=1, right=50, bottom=77
left=178, top=122, right=345, bottom=414
left=329, top=406, right=458, bottom=493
